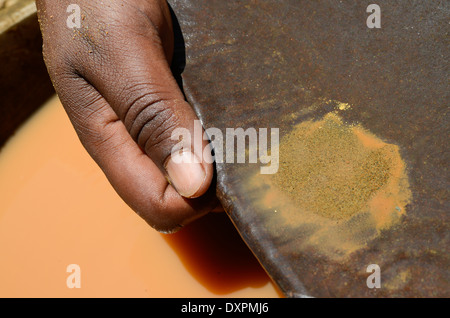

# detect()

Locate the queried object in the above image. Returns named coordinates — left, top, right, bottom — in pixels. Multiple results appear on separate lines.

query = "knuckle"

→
left=126, top=94, right=180, bottom=153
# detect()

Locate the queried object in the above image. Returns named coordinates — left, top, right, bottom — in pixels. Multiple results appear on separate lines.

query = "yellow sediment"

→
left=250, top=111, right=411, bottom=260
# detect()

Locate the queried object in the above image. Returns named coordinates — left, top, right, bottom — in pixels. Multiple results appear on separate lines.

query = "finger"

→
left=56, top=74, right=218, bottom=232
left=36, top=0, right=219, bottom=231
left=64, top=2, right=214, bottom=199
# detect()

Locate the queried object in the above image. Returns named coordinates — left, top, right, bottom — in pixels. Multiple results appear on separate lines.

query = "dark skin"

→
left=36, top=0, right=221, bottom=233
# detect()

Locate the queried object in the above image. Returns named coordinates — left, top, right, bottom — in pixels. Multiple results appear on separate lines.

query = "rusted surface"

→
left=168, top=0, right=448, bottom=297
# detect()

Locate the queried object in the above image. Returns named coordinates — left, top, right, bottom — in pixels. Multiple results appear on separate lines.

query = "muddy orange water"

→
left=0, top=95, right=280, bottom=297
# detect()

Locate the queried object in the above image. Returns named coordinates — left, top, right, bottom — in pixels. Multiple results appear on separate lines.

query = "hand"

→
left=36, top=0, right=220, bottom=232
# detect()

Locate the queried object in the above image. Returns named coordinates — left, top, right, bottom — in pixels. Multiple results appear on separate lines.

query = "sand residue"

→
left=250, top=112, right=411, bottom=259
left=274, top=112, right=405, bottom=222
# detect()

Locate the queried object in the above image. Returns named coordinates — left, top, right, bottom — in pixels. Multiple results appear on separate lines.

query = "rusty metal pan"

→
left=169, top=0, right=449, bottom=297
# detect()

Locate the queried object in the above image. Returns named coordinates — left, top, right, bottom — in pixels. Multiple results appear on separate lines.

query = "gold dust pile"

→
left=253, top=108, right=411, bottom=259
left=274, top=113, right=395, bottom=220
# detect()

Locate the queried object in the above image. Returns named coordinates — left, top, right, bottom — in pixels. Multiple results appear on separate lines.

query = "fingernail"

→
left=165, top=151, right=206, bottom=198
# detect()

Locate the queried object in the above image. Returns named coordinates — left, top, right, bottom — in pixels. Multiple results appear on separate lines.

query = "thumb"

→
left=72, top=5, right=214, bottom=198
